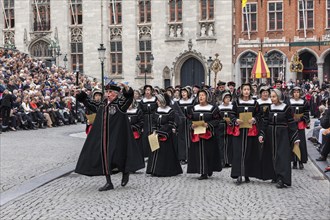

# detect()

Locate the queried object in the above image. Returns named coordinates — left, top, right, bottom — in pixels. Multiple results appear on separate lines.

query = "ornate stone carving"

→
left=167, top=23, right=183, bottom=38
left=199, top=21, right=215, bottom=38
left=110, top=27, right=122, bottom=40
left=138, top=25, right=151, bottom=39
left=3, top=30, right=15, bottom=45
left=71, top=27, right=83, bottom=43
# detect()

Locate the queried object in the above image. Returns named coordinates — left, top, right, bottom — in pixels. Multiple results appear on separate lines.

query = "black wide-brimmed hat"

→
left=227, top=81, right=236, bottom=87
left=143, top=84, right=153, bottom=91
left=105, top=83, right=121, bottom=92
left=217, top=80, right=226, bottom=86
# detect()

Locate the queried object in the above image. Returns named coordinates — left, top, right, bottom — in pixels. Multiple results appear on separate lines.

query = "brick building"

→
left=233, top=0, right=330, bottom=85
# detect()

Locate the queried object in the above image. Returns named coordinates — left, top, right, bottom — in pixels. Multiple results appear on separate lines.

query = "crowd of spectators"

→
left=0, top=48, right=101, bottom=133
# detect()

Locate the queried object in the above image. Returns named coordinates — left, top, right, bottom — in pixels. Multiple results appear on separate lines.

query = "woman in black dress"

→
left=146, top=93, right=183, bottom=177
left=259, top=89, right=299, bottom=188
left=187, top=89, right=222, bottom=180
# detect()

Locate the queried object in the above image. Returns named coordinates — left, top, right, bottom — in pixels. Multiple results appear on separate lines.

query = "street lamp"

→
left=136, top=53, right=154, bottom=85
left=48, top=40, right=60, bottom=66
left=207, top=56, right=213, bottom=86
left=63, top=54, right=68, bottom=69
left=98, top=43, right=106, bottom=94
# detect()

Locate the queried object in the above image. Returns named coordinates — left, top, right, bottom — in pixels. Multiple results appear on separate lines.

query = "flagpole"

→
left=244, top=5, right=251, bottom=40
left=1, top=0, right=10, bottom=29
left=112, top=0, right=116, bottom=25
left=34, top=0, right=43, bottom=30
left=69, top=0, right=77, bottom=25
left=302, top=0, right=307, bottom=38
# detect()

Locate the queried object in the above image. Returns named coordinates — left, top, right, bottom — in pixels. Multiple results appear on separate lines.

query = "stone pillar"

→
left=317, top=62, right=324, bottom=84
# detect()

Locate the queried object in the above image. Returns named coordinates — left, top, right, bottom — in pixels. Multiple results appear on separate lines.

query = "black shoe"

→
left=271, top=179, right=277, bottom=183
left=276, top=180, right=285, bottom=189
left=198, top=174, right=208, bottom=180
left=208, top=172, right=213, bottom=177
left=292, top=162, right=298, bottom=169
left=316, top=156, right=326, bottom=161
left=98, top=182, right=114, bottom=191
left=299, top=163, right=304, bottom=169
left=236, top=176, right=242, bottom=185
left=245, top=177, right=250, bottom=183
left=121, top=172, right=129, bottom=187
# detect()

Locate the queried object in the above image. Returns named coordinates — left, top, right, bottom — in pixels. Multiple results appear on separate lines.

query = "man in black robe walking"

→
left=75, top=82, right=145, bottom=191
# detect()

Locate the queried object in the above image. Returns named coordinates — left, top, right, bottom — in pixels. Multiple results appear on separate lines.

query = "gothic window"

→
left=32, top=0, right=51, bottom=31
left=268, top=1, right=283, bottom=31
left=298, top=0, right=314, bottom=29
left=200, top=0, right=214, bottom=20
left=240, top=52, right=257, bottom=83
left=109, top=0, right=122, bottom=25
left=71, top=27, right=83, bottom=72
left=169, top=0, right=182, bottom=22
left=70, top=0, right=83, bottom=25
left=138, top=40, right=152, bottom=75
left=110, top=41, right=122, bottom=75
left=3, top=0, right=15, bottom=29
left=265, top=51, right=286, bottom=84
left=31, top=40, right=52, bottom=57
left=139, top=0, right=151, bottom=23
left=242, top=3, right=257, bottom=32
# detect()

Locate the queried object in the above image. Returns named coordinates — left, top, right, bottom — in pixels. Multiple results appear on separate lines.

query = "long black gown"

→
left=289, top=98, right=310, bottom=163
left=261, top=103, right=298, bottom=186
left=231, top=98, right=261, bottom=179
left=146, top=106, right=183, bottom=176
left=187, top=104, right=222, bottom=175
left=127, top=107, right=145, bottom=169
left=217, top=103, right=234, bottom=166
left=257, top=98, right=276, bottom=181
left=177, top=97, right=195, bottom=161
left=75, top=88, right=145, bottom=176
left=139, top=96, right=158, bottom=158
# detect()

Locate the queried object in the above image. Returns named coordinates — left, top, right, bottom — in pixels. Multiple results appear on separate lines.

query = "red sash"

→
left=133, top=131, right=140, bottom=139
left=298, top=121, right=307, bottom=130
left=191, top=130, right=212, bottom=142
left=247, top=124, right=258, bottom=136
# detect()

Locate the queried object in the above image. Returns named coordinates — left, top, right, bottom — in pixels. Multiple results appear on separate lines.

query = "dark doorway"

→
left=180, top=57, right=205, bottom=87
left=299, top=52, right=318, bottom=81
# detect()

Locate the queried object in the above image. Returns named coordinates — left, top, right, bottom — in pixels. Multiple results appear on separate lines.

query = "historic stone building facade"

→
left=233, top=0, right=330, bottom=85
left=0, top=0, right=233, bottom=88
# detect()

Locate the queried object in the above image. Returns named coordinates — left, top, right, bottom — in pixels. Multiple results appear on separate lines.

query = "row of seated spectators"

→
left=309, top=99, right=330, bottom=172
left=0, top=48, right=100, bottom=132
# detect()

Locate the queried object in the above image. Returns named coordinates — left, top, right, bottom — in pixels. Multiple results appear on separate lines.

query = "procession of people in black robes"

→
left=75, top=80, right=310, bottom=191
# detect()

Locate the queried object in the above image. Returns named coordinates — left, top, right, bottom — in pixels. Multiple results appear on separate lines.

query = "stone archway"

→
left=29, top=39, right=52, bottom=58
left=172, top=49, right=208, bottom=86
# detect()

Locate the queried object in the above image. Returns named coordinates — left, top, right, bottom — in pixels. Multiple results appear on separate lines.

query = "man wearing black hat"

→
left=213, top=80, right=227, bottom=105
left=75, top=82, right=145, bottom=191
left=274, top=80, right=289, bottom=104
left=227, top=81, right=237, bottom=102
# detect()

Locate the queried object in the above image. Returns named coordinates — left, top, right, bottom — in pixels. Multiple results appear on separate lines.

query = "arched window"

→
left=265, top=51, right=286, bottom=84
left=30, top=40, right=52, bottom=58
left=239, top=52, right=257, bottom=83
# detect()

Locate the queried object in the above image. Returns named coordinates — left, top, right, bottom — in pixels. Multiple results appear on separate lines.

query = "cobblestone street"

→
left=1, top=125, right=329, bottom=219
